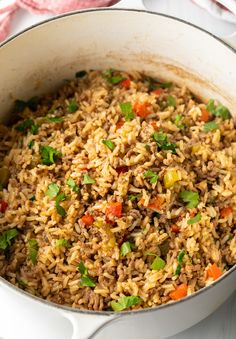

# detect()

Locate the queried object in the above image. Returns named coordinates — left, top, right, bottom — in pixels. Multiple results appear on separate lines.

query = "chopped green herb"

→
left=102, top=139, right=115, bottom=151
left=77, top=261, right=96, bottom=288
left=110, top=76, right=124, bottom=84
left=187, top=213, right=201, bottom=225
left=228, top=235, right=233, bottom=241
left=174, top=114, right=184, bottom=129
left=151, top=256, right=166, bottom=271
left=178, top=250, right=186, bottom=264
left=55, top=192, right=67, bottom=217
left=167, top=95, right=176, bottom=107
left=103, top=69, right=124, bottom=85
left=16, top=119, right=34, bottom=133
left=28, top=140, right=34, bottom=149
left=55, top=239, right=70, bottom=248
left=68, top=100, right=78, bottom=113
left=75, top=70, right=87, bottom=78
left=128, top=195, right=139, bottom=202
left=78, top=261, right=88, bottom=275
left=175, top=263, right=181, bottom=276
left=46, top=183, right=60, bottom=199
left=121, top=241, right=132, bottom=256
left=28, top=239, right=38, bottom=265
left=110, top=296, right=141, bottom=312
left=152, top=132, right=177, bottom=154
left=204, top=121, right=219, bottom=132
left=206, top=99, right=230, bottom=120
left=145, top=76, right=172, bottom=91
left=80, top=275, right=96, bottom=287
left=144, top=144, right=150, bottom=151
left=18, top=279, right=28, bottom=288
left=66, top=177, right=80, bottom=193
left=179, top=190, right=199, bottom=209
left=30, top=195, right=36, bottom=201
left=30, top=124, right=39, bottom=135
left=39, top=145, right=62, bottom=166
left=46, top=116, right=64, bottom=123
left=81, top=173, right=96, bottom=185
left=144, top=170, right=159, bottom=184
left=206, top=99, right=215, bottom=113
left=0, top=228, right=18, bottom=250
left=119, top=102, right=135, bottom=121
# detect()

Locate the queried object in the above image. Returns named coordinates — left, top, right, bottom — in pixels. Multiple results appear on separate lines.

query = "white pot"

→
left=0, top=3, right=236, bottom=339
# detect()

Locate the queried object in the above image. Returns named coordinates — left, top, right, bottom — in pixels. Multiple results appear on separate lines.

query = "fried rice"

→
left=0, top=69, right=235, bottom=311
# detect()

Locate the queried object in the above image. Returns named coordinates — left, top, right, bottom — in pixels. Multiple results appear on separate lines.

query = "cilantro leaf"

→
left=187, top=213, right=201, bottom=225
left=144, top=170, right=159, bottom=184
left=16, top=119, right=34, bottom=133
left=39, top=145, right=62, bottom=165
left=68, top=100, right=78, bottom=113
left=206, top=99, right=230, bottom=120
left=30, top=195, right=35, bottom=201
left=28, top=239, right=38, bottom=265
left=55, top=239, right=70, bottom=248
left=151, top=256, right=166, bottom=271
left=179, top=190, right=199, bottom=209
left=204, top=121, right=219, bottom=132
left=174, top=114, right=184, bottom=129
left=121, top=241, right=133, bottom=256
left=167, top=95, right=176, bottom=107
left=81, top=174, right=96, bottom=185
left=102, top=139, right=115, bottom=151
left=66, top=177, right=80, bottom=193
left=28, top=140, right=34, bottom=149
left=77, top=261, right=96, bottom=288
left=103, top=69, right=124, bottom=85
left=0, top=228, right=18, bottom=250
left=78, top=261, right=88, bottom=275
left=128, top=195, right=139, bottom=202
left=152, top=132, right=177, bottom=154
left=46, top=116, right=64, bottom=123
left=46, top=183, right=60, bottom=199
left=14, top=96, right=40, bottom=113
left=55, top=192, right=66, bottom=217
left=119, top=102, right=135, bottom=121
left=110, top=296, right=141, bottom=312
left=175, top=250, right=186, bottom=275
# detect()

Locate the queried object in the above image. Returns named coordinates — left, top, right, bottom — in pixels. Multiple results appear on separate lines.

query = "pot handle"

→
left=112, top=0, right=146, bottom=10
left=59, top=310, right=120, bottom=339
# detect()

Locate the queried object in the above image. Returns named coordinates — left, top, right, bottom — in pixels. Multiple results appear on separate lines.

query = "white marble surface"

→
left=0, top=1, right=236, bottom=339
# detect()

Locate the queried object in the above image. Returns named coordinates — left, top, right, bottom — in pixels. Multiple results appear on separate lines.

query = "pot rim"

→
left=0, top=7, right=235, bottom=316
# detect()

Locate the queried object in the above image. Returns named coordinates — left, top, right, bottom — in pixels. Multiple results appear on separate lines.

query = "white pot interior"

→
left=0, top=9, right=235, bottom=123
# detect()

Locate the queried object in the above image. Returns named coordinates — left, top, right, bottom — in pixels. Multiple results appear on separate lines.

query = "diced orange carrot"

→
left=139, top=197, right=145, bottom=205
left=220, top=207, right=233, bottom=218
left=169, top=283, right=188, bottom=301
left=150, top=120, right=159, bottom=130
left=116, top=120, right=124, bottom=130
left=199, top=108, right=210, bottom=122
left=147, top=196, right=164, bottom=211
left=171, top=224, right=180, bottom=234
left=106, top=202, right=122, bottom=219
left=133, top=102, right=151, bottom=118
left=207, top=263, right=222, bottom=281
left=152, top=88, right=164, bottom=96
left=120, top=79, right=131, bottom=89
left=81, top=214, right=94, bottom=226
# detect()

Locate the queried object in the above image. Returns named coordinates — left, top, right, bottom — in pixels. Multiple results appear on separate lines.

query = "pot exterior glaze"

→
left=0, top=9, right=236, bottom=339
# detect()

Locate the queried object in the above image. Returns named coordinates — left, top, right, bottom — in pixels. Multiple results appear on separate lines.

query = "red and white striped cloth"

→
left=0, top=0, right=236, bottom=42
left=0, top=0, right=118, bottom=41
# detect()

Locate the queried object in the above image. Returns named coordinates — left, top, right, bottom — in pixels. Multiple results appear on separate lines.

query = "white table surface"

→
left=1, top=1, right=236, bottom=339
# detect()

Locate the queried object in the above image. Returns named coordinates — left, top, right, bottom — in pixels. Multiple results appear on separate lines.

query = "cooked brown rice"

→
left=0, top=69, right=235, bottom=311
